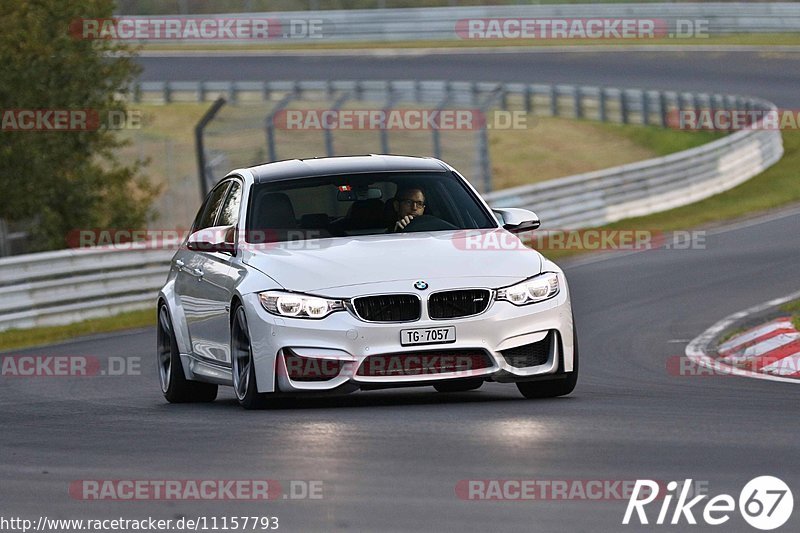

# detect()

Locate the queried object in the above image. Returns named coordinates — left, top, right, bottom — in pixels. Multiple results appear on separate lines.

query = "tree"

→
left=0, top=0, right=159, bottom=252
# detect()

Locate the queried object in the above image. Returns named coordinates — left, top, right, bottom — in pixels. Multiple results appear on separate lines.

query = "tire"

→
left=157, top=304, right=218, bottom=403
left=231, top=305, right=271, bottom=410
left=434, top=378, right=483, bottom=393
left=516, top=326, right=579, bottom=399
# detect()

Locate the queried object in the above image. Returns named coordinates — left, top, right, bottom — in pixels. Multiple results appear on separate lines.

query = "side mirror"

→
left=493, top=208, right=541, bottom=233
left=187, top=225, right=236, bottom=254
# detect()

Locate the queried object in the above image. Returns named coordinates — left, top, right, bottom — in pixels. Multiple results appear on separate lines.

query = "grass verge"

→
left=139, top=33, right=800, bottom=52
left=780, top=300, right=800, bottom=331
left=542, top=130, right=800, bottom=262
left=0, top=309, right=155, bottom=353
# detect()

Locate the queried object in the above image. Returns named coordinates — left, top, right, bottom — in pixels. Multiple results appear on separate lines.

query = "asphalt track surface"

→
left=1, top=50, right=800, bottom=532
left=2, top=208, right=799, bottom=532
left=138, top=49, right=800, bottom=107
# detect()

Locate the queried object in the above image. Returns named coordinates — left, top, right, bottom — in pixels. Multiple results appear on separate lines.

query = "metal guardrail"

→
left=114, top=3, right=800, bottom=43
left=484, top=125, right=783, bottom=229
left=0, top=80, right=783, bottom=331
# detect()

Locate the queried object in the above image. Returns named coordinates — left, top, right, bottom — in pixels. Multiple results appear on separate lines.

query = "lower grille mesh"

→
left=357, top=349, right=493, bottom=377
left=501, top=333, right=552, bottom=368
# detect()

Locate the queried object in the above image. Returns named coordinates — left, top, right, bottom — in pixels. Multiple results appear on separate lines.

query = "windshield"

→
left=245, top=171, right=496, bottom=243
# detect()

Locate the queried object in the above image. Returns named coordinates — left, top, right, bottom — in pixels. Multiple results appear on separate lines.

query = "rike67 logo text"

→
left=623, top=477, right=793, bottom=530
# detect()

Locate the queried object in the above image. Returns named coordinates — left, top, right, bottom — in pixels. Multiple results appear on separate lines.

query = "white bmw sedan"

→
left=157, top=155, right=577, bottom=408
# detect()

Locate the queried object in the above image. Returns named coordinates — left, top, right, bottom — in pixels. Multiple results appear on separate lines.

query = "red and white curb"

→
left=685, top=289, right=800, bottom=383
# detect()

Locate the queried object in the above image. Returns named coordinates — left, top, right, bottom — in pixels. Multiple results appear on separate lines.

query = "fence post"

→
left=325, top=92, right=352, bottom=157
left=194, top=96, right=227, bottom=200
left=380, top=81, right=394, bottom=154
left=432, top=81, right=453, bottom=159
left=659, top=91, right=668, bottom=127
left=0, top=219, right=7, bottom=258
left=599, top=88, right=608, bottom=122
left=642, top=90, right=650, bottom=126
left=620, top=90, right=629, bottom=124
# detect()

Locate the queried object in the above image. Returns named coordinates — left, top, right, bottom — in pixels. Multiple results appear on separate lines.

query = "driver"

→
left=389, top=187, right=426, bottom=232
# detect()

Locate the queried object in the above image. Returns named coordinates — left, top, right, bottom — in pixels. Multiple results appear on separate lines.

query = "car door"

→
left=175, top=180, right=237, bottom=363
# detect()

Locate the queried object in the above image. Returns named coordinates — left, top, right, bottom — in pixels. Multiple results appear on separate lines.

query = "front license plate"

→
left=400, top=326, right=456, bottom=346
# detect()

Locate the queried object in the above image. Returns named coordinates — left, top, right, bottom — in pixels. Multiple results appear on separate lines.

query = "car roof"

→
left=247, top=155, right=450, bottom=184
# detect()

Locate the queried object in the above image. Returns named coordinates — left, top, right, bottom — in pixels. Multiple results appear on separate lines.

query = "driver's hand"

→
left=394, top=215, right=415, bottom=231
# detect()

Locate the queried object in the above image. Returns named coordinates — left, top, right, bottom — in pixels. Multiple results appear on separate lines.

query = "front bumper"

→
left=243, top=277, right=575, bottom=394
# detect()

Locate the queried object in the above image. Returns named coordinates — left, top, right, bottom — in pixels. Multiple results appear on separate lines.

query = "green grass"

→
left=535, top=130, right=800, bottom=262
left=0, top=309, right=155, bottom=353
left=139, top=33, right=800, bottom=52
left=780, top=300, right=800, bottom=315
left=718, top=326, right=749, bottom=345
left=780, top=300, right=800, bottom=331
left=604, top=131, right=800, bottom=232
left=598, top=122, right=724, bottom=156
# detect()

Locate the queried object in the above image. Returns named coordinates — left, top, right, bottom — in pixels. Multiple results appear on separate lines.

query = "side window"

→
left=217, top=181, right=242, bottom=227
left=194, top=182, right=231, bottom=231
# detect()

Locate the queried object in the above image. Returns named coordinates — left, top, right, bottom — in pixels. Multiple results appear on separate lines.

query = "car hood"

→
left=241, top=229, right=542, bottom=294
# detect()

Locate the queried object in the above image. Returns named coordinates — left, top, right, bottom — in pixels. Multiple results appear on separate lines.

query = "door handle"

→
left=192, top=267, right=204, bottom=279
left=174, top=259, right=185, bottom=268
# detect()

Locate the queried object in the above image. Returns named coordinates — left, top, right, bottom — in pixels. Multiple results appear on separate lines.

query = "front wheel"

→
left=516, top=328, right=578, bottom=399
left=231, top=305, right=271, bottom=410
left=157, top=304, right=217, bottom=403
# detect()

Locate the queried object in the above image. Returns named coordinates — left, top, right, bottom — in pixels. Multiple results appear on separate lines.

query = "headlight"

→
left=496, top=272, right=559, bottom=305
left=258, top=291, right=345, bottom=319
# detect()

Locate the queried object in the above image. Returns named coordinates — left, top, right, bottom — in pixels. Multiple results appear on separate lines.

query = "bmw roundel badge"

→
left=414, top=280, right=428, bottom=290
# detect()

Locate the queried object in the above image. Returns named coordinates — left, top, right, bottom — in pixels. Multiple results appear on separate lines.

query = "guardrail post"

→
left=574, top=87, right=583, bottom=119
left=198, top=81, right=206, bottom=102
left=550, top=86, right=558, bottom=117
left=262, top=81, right=270, bottom=102
left=163, top=82, right=172, bottom=104
left=194, top=96, right=227, bottom=199
left=524, top=85, right=532, bottom=115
